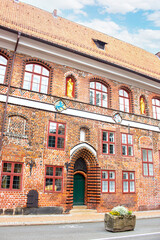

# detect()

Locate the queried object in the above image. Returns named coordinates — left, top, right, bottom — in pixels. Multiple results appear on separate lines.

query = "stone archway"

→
left=66, top=143, right=101, bottom=210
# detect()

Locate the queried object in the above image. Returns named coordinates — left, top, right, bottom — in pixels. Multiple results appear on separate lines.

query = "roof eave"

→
left=0, top=25, right=160, bottom=84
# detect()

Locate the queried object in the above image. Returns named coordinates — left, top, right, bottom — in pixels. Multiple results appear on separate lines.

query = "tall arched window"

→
left=0, top=55, right=7, bottom=84
left=152, top=98, right=160, bottom=120
left=90, top=81, right=108, bottom=107
left=23, top=63, right=49, bottom=94
left=119, top=89, right=130, bottom=112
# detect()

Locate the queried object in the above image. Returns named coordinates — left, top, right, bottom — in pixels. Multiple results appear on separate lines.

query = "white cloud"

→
left=147, top=11, right=160, bottom=27
left=79, top=18, right=160, bottom=53
left=20, top=0, right=95, bottom=12
left=96, top=0, right=160, bottom=14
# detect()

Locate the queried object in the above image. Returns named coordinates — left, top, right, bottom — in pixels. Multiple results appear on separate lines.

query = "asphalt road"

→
left=0, top=218, right=160, bottom=240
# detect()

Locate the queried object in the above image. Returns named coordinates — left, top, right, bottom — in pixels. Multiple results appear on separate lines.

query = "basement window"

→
left=93, top=39, right=107, bottom=50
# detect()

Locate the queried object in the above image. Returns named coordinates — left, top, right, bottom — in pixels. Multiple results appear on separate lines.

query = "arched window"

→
left=0, top=55, right=7, bottom=84
left=152, top=98, right=160, bottom=120
left=119, top=89, right=130, bottom=112
left=90, top=81, right=108, bottom=107
left=66, top=77, right=75, bottom=98
left=23, top=63, right=49, bottom=94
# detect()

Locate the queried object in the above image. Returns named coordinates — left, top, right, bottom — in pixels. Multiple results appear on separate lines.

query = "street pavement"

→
left=0, top=209, right=160, bottom=227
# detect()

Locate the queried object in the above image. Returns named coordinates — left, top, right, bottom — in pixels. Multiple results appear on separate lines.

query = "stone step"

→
left=70, top=206, right=97, bottom=214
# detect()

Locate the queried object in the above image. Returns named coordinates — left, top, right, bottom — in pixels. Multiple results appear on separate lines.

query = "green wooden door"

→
left=73, top=173, right=85, bottom=205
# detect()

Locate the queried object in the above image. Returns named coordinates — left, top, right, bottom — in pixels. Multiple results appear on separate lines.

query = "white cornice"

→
left=0, top=94, right=159, bottom=132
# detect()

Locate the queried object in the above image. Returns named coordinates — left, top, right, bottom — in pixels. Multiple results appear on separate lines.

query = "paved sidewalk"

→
left=0, top=210, right=160, bottom=227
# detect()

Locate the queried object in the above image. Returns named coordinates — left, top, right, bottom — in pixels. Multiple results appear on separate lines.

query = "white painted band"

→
left=0, top=94, right=159, bottom=132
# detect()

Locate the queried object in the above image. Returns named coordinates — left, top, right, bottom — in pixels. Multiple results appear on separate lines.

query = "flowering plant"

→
left=109, top=206, right=132, bottom=216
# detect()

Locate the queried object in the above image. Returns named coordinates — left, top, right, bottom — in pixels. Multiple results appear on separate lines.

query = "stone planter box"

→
left=104, top=213, right=136, bottom=232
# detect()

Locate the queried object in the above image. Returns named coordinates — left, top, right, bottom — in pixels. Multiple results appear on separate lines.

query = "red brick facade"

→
left=0, top=0, right=160, bottom=214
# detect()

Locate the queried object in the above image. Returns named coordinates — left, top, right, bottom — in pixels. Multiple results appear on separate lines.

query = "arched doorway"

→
left=66, top=143, right=101, bottom=210
left=73, top=173, right=85, bottom=205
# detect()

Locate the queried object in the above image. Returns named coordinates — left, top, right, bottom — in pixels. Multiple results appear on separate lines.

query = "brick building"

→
left=0, top=0, right=160, bottom=214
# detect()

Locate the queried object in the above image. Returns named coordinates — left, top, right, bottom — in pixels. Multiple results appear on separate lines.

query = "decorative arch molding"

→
left=20, top=58, right=54, bottom=94
left=66, top=143, right=100, bottom=211
left=89, top=77, right=111, bottom=108
left=70, top=142, right=97, bottom=159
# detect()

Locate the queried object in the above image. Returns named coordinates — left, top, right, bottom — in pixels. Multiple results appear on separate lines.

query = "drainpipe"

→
left=0, top=32, right=21, bottom=156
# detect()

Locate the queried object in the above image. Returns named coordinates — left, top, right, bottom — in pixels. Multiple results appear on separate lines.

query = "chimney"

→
left=155, top=52, right=160, bottom=58
left=53, top=9, right=57, bottom=18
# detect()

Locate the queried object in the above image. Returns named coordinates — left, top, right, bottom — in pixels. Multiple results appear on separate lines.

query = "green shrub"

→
left=109, top=206, right=132, bottom=216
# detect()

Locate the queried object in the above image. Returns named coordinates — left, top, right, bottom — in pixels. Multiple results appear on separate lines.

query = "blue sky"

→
left=20, top=0, right=160, bottom=54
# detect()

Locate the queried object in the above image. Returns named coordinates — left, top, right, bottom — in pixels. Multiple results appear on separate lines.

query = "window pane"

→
left=109, top=181, right=115, bottom=192
left=45, top=178, right=53, bottom=191
left=55, top=167, right=62, bottom=176
left=58, top=124, right=65, bottom=135
left=122, top=145, right=127, bottom=155
left=109, top=133, right=114, bottom=142
left=46, top=167, right=53, bottom=176
left=3, top=163, right=11, bottom=172
left=102, top=85, right=107, bottom=92
left=33, top=75, right=40, bottom=83
left=90, top=90, right=94, bottom=104
left=49, top=122, right=56, bottom=134
left=128, top=146, right=133, bottom=156
left=0, top=74, right=5, bottom=84
left=25, top=64, right=33, bottom=72
left=148, top=150, right=152, bottom=162
left=122, top=134, right=126, bottom=144
left=149, top=164, right=153, bottom=176
left=102, top=94, right=107, bottom=107
left=109, top=144, right=115, bottom=154
left=0, top=66, right=6, bottom=75
left=103, top=132, right=108, bottom=141
left=13, top=176, right=21, bottom=189
left=123, top=181, right=128, bottom=192
left=42, top=67, right=49, bottom=76
left=0, top=56, right=7, bottom=65
left=130, top=172, right=134, bottom=180
left=128, top=135, right=132, bottom=144
left=96, top=92, right=101, bottom=106
left=90, top=82, right=94, bottom=88
left=41, top=85, right=48, bottom=94
left=41, top=77, right=48, bottom=85
left=123, top=172, right=128, bottom=179
left=1, top=175, right=10, bottom=189
left=123, top=90, right=128, bottom=97
left=102, top=181, right=108, bottom=192
left=96, top=82, right=101, bottom=90
left=130, top=182, right=135, bottom=192
left=119, top=89, right=123, bottom=96
left=32, top=83, right=39, bottom=92
left=57, top=137, right=64, bottom=149
left=48, top=136, right=55, bottom=148
left=23, top=80, right=31, bottom=90
left=109, top=171, right=115, bottom=179
left=14, top=164, right=22, bottom=173
left=143, top=163, right=148, bottom=176
left=103, top=143, right=108, bottom=153
left=55, top=179, right=62, bottom=191
left=102, top=171, right=108, bottom=179
left=34, top=65, right=42, bottom=74
left=142, top=149, right=147, bottom=161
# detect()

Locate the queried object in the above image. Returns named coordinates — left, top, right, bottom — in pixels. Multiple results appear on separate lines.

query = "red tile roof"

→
left=0, top=0, right=160, bottom=81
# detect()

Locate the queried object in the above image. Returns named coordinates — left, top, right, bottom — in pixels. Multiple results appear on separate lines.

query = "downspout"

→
left=0, top=32, right=21, bottom=156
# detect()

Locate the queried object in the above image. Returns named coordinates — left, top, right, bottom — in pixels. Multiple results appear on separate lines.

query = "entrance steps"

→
left=70, top=206, right=97, bottom=214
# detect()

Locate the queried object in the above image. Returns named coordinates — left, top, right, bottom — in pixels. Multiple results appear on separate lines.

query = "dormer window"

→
left=93, top=39, right=106, bottom=50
